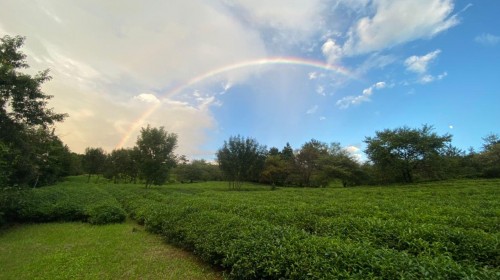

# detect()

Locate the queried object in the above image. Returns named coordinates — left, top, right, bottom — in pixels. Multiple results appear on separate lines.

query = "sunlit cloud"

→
left=321, top=38, right=343, bottom=64
left=345, top=145, right=363, bottom=162
left=343, top=0, right=458, bottom=55
left=133, top=93, right=160, bottom=104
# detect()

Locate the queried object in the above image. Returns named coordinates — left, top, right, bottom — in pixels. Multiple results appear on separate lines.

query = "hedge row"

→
left=1, top=181, right=125, bottom=225
left=106, top=183, right=499, bottom=279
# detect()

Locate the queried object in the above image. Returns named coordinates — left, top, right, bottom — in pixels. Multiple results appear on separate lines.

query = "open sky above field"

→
left=1, top=0, right=499, bottom=160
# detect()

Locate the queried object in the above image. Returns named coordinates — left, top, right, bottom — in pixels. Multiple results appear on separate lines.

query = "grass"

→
left=1, top=177, right=498, bottom=279
left=0, top=221, right=222, bottom=280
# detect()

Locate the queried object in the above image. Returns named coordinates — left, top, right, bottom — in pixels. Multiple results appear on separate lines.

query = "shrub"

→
left=87, top=204, right=126, bottom=225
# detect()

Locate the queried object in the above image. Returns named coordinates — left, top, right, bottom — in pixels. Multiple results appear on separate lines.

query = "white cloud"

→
left=337, top=81, right=386, bottom=109
left=316, top=85, right=325, bottom=96
left=419, top=71, right=447, bottom=84
left=0, top=0, right=272, bottom=156
left=344, top=145, right=363, bottom=161
left=306, top=105, right=319, bottom=114
left=319, top=116, right=326, bottom=121
left=405, top=50, right=441, bottom=73
left=374, top=81, right=386, bottom=89
left=308, top=72, right=318, bottom=80
left=475, top=33, right=500, bottom=46
left=343, top=0, right=458, bottom=55
left=225, top=0, right=325, bottom=42
left=133, top=93, right=160, bottom=104
left=321, top=38, right=343, bottom=64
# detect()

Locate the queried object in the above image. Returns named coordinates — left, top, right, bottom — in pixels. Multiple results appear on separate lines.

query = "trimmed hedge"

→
left=87, top=204, right=126, bottom=225
left=2, top=180, right=126, bottom=225
left=105, top=180, right=500, bottom=279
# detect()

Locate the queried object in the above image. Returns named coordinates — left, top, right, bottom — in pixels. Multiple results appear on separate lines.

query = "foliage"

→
left=104, top=179, right=500, bottom=279
left=136, top=125, right=178, bottom=187
left=0, top=35, right=66, bottom=128
left=364, top=125, right=452, bottom=183
left=216, top=135, right=267, bottom=189
left=104, top=148, right=139, bottom=183
left=174, top=159, right=222, bottom=183
left=0, top=35, right=69, bottom=188
left=83, top=147, right=107, bottom=183
left=87, top=204, right=126, bottom=225
left=476, top=133, right=500, bottom=178
left=289, top=140, right=363, bottom=187
left=4, top=178, right=126, bottom=225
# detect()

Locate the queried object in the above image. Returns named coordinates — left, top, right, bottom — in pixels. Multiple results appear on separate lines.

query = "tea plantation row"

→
left=104, top=180, right=499, bottom=279
left=1, top=178, right=498, bottom=279
left=1, top=179, right=126, bottom=225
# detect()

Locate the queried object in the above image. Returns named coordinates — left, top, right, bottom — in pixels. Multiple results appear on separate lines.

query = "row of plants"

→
left=104, top=180, right=499, bottom=279
left=1, top=178, right=126, bottom=225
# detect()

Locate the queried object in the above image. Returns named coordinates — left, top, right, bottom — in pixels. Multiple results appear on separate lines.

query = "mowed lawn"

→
left=0, top=221, right=222, bottom=280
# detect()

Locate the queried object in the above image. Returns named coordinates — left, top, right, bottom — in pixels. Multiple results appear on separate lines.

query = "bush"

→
left=104, top=180, right=500, bottom=279
left=10, top=181, right=126, bottom=225
left=87, top=204, right=126, bottom=225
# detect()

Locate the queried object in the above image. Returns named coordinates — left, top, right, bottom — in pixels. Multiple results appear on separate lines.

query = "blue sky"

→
left=1, top=0, right=498, bottom=160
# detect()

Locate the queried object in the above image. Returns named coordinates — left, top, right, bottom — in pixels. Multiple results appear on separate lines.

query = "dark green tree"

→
left=320, top=143, right=365, bottom=187
left=216, top=135, right=267, bottom=189
left=364, top=125, right=452, bottom=183
left=1, top=35, right=67, bottom=187
left=260, top=154, right=288, bottom=188
left=174, top=159, right=221, bottom=182
left=106, top=148, right=136, bottom=183
left=476, top=133, right=500, bottom=178
left=295, top=139, right=328, bottom=187
left=136, top=125, right=178, bottom=187
left=83, top=147, right=107, bottom=183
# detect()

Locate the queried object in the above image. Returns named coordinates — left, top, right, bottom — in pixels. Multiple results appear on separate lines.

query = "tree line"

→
left=1, top=35, right=499, bottom=189
left=216, top=129, right=499, bottom=188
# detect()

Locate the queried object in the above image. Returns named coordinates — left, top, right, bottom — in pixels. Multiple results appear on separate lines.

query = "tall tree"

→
left=295, top=139, right=328, bottom=187
left=476, top=133, right=500, bottom=178
left=83, top=147, right=107, bottom=183
left=136, top=125, right=178, bottom=187
left=1, top=35, right=66, bottom=131
left=216, top=135, right=267, bottom=189
left=364, top=125, right=452, bottom=183
left=1, top=35, right=67, bottom=187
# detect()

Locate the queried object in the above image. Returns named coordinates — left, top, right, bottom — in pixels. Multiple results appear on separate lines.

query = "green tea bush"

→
left=12, top=181, right=126, bottom=225
left=103, top=180, right=500, bottom=279
left=87, top=204, right=126, bottom=225
left=104, top=180, right=500, bottom=279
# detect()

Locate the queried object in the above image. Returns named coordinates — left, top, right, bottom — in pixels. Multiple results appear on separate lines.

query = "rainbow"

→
left=116, top=57, right=355, bottom=149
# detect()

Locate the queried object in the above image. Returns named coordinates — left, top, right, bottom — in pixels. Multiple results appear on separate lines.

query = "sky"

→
left=1, top=0, right=499, bottom=161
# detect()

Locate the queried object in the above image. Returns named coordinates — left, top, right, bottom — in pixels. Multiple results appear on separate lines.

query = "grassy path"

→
left=0, top=221, right=222, bottom=280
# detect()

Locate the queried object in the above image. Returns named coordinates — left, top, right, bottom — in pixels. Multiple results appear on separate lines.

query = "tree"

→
left=476, top=133, right=500, bottom=178
left=105, top=148, right=136, bottom=183
left=1, top=35, right=66, bottom=131
left=364, top=125, right=452, bottom=183
left=175, top=159, right=222, bottom=183
left=216, top=135, right=267, bottom=189
left=136, top=125, right=178, bottom=187
left=1, top=35, right=67, bottom=187
left=83, top=147, right=107, bottom=183
left=260, top=155, right=288, bottom=188
left=295, top=139, right=328, bottom=187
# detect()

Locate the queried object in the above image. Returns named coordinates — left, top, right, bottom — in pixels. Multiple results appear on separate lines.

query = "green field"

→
left=1, top=177, right=499, bottom=279
left=0, top=222, right=222, bottom=279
